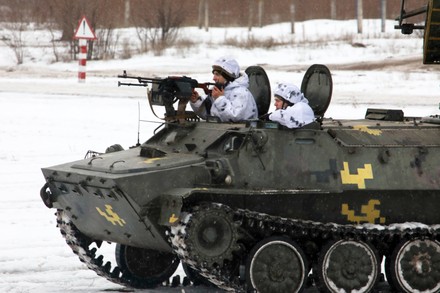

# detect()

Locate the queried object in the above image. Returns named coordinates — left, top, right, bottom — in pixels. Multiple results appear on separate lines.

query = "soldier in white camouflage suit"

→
left=269, top=82, right=315, bottom=128
left=190, top=57, right=258, bottom=122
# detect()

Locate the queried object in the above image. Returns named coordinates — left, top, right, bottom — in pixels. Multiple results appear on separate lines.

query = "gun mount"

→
left=118, top=70, right=217, bottom=121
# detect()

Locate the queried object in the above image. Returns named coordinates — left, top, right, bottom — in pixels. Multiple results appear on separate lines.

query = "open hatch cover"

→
left=245, top=65, right=271, bottom=117
left=301, top=64, right=333, bottom=118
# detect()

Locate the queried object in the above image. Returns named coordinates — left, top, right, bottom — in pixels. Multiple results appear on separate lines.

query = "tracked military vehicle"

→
left=41, top=1, right=440, bottom=292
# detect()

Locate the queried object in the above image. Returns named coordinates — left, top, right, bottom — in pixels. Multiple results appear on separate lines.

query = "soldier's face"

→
left=274, top=97, right=284, bottom=110
left=213, top=71, right=226, bottom=84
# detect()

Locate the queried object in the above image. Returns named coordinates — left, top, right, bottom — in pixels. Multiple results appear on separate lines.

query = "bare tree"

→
left=87, top=0, right=120, bottom=60
left=132, top=0, right=187, bottom=55
left=94, top=28, right=120, bottom=60
left=2, top=22, right=26, bottom=64
left=47, top=22, right=62, bottom=62
left=0, top=1, right=29, bottom=65
left=39, top=0, right=122, bottom=60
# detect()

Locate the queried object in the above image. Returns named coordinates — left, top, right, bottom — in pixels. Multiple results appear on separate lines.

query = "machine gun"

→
left=118, top=70, right=216, bottom=121
left=118, top=70, right=216, bottom=96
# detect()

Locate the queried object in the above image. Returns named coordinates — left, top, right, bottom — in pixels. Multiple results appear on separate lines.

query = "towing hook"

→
left=40, top=182, right=53, bottom=208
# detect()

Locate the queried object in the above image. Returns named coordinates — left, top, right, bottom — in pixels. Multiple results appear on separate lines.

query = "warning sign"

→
left=74, top=16, right=97, bottom=40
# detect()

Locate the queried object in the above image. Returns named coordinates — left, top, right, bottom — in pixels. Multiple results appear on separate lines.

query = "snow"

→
left=0, top=19, right=439, bottom=292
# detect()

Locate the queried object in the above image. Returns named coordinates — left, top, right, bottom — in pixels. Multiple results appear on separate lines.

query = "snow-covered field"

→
left=0, top=19, right=439, bottom=292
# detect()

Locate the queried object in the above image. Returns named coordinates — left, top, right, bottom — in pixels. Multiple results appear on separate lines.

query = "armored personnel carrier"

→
left=40, top=1, right=440, bottom=292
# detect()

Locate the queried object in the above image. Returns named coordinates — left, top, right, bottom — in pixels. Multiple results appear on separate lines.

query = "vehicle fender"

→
left=159, top=188, right=195, bottom=226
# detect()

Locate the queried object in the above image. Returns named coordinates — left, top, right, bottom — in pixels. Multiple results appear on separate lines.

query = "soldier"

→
left=190, top=57, right=258, bottom=122
left=269, top=82, right=315, bottom=128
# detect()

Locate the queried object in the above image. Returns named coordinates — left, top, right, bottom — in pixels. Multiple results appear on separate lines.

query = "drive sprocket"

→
left=184, top=203, right=241, bottom=268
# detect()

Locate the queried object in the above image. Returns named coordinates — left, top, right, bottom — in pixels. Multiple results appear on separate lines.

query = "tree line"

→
left=0, top=0, right=427, bottom=64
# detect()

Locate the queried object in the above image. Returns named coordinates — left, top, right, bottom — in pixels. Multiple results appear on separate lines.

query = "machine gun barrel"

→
left=117, top=70, right=217, bottom=95
left=117, top=81, right=148, bottom=87
left=117, top=70, right=163, bottom=87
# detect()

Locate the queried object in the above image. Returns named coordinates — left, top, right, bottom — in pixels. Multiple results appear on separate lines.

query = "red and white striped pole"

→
left=78, top=39, right=87, bottom=83
left=74, top=16, right=96, bottom=82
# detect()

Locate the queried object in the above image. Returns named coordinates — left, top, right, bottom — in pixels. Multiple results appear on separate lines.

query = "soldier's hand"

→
left=211, top=86, right=224, bottom=100
left=190, top=90, right=200, bottom=103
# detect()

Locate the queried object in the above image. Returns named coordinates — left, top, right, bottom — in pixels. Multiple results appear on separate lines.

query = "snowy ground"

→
left=0, top=19, right=439, bottom=292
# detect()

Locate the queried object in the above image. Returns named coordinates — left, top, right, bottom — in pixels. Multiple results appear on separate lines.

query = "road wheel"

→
left=246, top=236, right=308, bottom=293
left=386, top=239, right=440, bottom=293
left=115, top=244, right=180, bottom=288
left=315, top=239, right=379, bottom=293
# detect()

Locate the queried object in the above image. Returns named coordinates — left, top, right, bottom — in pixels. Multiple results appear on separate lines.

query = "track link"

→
left=56, top=210, right=187, bottom=289
left=169, top=203, right=440, bottom=292
left=56, top=206, right=440, bottom=292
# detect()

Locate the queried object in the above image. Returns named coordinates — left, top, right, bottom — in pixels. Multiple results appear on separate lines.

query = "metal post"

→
left=381, top=0, right=387, bottom=33
left=248, top=1, right=254, bottom=31
left=290, top=3, right=295, bottom=34
left=331, top=0, right=337, bottom=19
left=258, top=0, right=263, bottom=27
left=204, top=0, right=209, bottom=32
left=124, top=0, right=130, bottom=27
left=198, top=0, right=204, bottom=29
left=357, top=0, right=363, bottom=34
left=78, top=39, right=87, bottom=83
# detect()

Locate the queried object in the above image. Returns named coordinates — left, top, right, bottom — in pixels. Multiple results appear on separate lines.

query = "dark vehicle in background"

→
left=40, top=1, right=440, bottom=292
